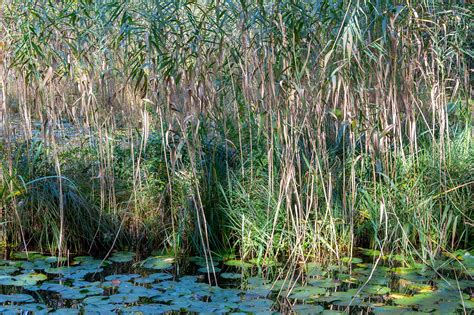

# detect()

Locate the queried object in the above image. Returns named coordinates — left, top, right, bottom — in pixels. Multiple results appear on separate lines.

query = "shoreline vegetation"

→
left=0, top=0, right=472, bottom=273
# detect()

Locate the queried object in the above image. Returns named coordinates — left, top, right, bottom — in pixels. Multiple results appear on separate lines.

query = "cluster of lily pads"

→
left=0, top=250, right=471, bottom=314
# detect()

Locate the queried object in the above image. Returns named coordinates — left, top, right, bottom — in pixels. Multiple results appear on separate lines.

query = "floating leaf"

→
left=463, top=299, right=474, bottom=309
left=362, top=285, right=390, bottom=295
left=0, top=293, right=34, bottom=303
left=0, top=265, right=19, bottom=275
left=140, top=257, right=174, bottom=270
left=341, top=257, right=363, bottom=264
left=105, top=274, right=140, bottom=282
left=249, top=257, right=278, bottom=267
left=372, top=305, right=411, bottom=314
left=306, top=263, right=326, bottom=277
left=10, top=272, right=48, bottom=286
left=60, top=289, right=86, bottom=300
left=148, top=273, right=173, bottom=281
left=134, top=277, right=155, bottom=284
left=18, top=303, right=48, bottom=312
left=49, top=308, right=80, bottom=315
left=289, top=286, right=326, bottom=300
left=198, top=266, right=221, bottom=273
left=238, top=298, right=273, bottom=312
left=391, top=293, right=439, bottom=306
left=308, top=279, right=341, bottom=288
left=292, top=304, right=324, bottom=314
left=220, top=272, right=241, bottom=280
left=109, top=251, right=136, bottom=263
left=359, top=248, right=381, bottom=257
left=224, top=259, right=253, bottom=268
left=109, top=293, right=140, bottom=304
left=189, top=256, right=220, bottom=268
left=122, top=304, right=172, bottom=314
left=50, top=308, right=80, bottom=315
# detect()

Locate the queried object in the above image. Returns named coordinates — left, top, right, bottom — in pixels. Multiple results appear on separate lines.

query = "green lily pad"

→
left=292, top=304, right=324, bottom=314
left=372, top=305, right=411, bottom=314
left=109, top=293, right=141, bottom=304
left=78, top=286, right=104, bottom=296
left=189, top=256, right=220, bottom=267
left=462, top=299, right=474, bottom=309
left=198, top=266, right=221, bottom=273
left=0, top=293, right=34, bottom=303
left=220, top=272, right=241, bottom=279
left=140, top=257, right=174, bottom=270
left=11, top=272, right=48, bottom=286
left=18, top=303, right=48, bottom=312
left=358, top=248, right=381, bottom=257
left=122, top=304, right=172, bottom=314
left=73, top=256, right=95, bottom=263
left=224, top=259, right=253, bottom=268
left=83, top=295, right=110, bottom=305
left=45, top=256, right=68, bottom=264
left=60, top=289, right=86, bottom=300
left=289, top=286, right=326, bottom=300
left=362, top=285, right=391, bottom=295
left=238, top=298, right=273, bottom=312
left=313, top=295, right=340, bottom=303
left=0, top=265, right=19, bottom=274
left=322, top=310, right=344, bottom=314
left=109, top=251, right=136, bottom=263
left=50, top=308, right=80, bottom=315
left=341, top=257, right=363, bottom=264
left=134, top=277, right=155, bottom=284
left=308, top=279, right=341, bottom=288
left=105, top=274, right=140, bottom=282
left=306, top=263, right=326, bottom=277
left=249, top=257, right=279, bottom=267
left=148, top=273, right=173, bottom=281
left=392, top=293, right=439, bottom=306
left=406, top=282, right=434, bottom=292
left=11, top=251, right=43, bottom=260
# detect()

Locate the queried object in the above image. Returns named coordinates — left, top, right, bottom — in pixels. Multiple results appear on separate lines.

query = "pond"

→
left=0, top=249, right=472, bottom=314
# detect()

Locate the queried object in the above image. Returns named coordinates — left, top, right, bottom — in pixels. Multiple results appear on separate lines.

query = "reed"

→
left=0, top=0, right=472, bottom=269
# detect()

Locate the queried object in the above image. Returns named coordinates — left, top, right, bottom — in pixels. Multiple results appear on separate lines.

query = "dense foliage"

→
left=0, top=0, right=472, bottom=271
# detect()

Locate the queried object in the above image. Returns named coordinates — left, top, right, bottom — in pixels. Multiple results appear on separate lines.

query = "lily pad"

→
left=306, top=263, right=326, bottom=277
left=198, top=266, right=221, bottom=273
left=50, top=309, right=80, bottom=315
left=220, top=272, right=241, bottom=279
left=109, top=293, right=140, bottom=304
left=308, top=279, right=341, bottom=288
left=148, top=273, right=173, bottom=281
left=372, top=305, right=411, bottom=314
left=289, top=286, right=326, bottom=300
left=0, top=293, right=34, bottom=303
left=224, top=259, right=253, bottom=268
left=341, top=257, right=363, bottom=264
left=109, top=251, right=136, bottom=263
left=292, top=304, right=324, bottom=314
left=362, top=285, right=391, bottom=295
left=140, top=257, right=174, bottom=270
left=391, top=293, right=439, bottom=306
left=105, top=274, right=140, bottom=282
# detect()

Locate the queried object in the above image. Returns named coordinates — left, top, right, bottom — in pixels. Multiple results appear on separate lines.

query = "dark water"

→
left=0, top=250, right=472, bottom=314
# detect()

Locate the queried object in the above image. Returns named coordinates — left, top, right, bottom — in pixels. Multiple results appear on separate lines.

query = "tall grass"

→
left=0, top=0, right=472, bottom=269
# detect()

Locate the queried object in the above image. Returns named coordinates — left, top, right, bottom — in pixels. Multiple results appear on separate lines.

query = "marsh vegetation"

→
left=0, top=0, right=472, bottom=313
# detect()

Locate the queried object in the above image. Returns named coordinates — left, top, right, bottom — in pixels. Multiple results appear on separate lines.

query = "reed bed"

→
left=0, top=0, right=472, bottom=270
